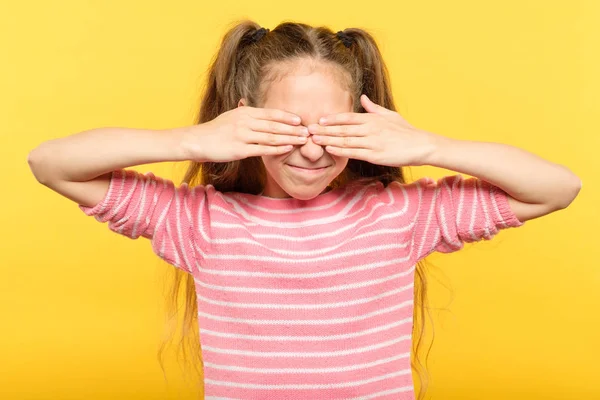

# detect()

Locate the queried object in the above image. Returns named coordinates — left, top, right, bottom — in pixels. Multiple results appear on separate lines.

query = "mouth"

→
left=286, top=164, right=331, bottom=174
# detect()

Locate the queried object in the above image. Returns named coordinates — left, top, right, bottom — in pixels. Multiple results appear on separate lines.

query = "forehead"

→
left=260, top=60, right=353, bottom=123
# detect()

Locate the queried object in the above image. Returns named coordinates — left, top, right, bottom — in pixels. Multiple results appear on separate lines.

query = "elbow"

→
left=28, top=144, right=51, bottom=185
left=556, top=173, right=582, bottom=210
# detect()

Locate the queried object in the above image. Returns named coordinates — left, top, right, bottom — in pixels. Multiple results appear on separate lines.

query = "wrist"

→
left=417, top=131, right=452, bottom=167
left=166, top=125, right=203, bottom=162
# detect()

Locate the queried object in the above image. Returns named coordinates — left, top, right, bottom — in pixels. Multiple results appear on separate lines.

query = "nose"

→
left=298, top=135, right=325, bottom=162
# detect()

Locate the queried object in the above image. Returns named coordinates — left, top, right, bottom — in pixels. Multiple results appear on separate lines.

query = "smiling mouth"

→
left=288, top=165, right=329, bottom=170
left=286, top=164, right=330, bottom=173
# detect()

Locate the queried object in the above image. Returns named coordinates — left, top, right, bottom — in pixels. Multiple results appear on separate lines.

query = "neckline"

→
left=231, top=184, right=350, bottom=208
left=227, top=180, right=381, bottom=209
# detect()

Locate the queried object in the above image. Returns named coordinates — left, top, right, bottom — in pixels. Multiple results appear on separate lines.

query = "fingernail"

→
left=293, top=116, right=302, bottom=123
left=319, top=117, right=327, bottom=125
left=301, top=127, right=309, bottom=135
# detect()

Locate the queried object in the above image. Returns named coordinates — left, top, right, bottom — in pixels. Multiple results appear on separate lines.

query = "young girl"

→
left=28, top=20, right=581, bottom=400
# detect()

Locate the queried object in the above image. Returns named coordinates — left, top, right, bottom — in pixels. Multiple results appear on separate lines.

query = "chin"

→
left=284, top=186, right=327, bottom=200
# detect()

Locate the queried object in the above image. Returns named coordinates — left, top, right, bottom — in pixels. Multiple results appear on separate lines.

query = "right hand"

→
left=181, top=106, right=309, bottom=163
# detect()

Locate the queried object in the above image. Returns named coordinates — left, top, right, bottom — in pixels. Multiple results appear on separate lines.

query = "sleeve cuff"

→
left=78, top=169, right=123, bottom=216
left=491, top=185, right=525, bottom=228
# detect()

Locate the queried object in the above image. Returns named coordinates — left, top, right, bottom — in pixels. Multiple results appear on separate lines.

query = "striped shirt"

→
left=79, top=168, right=524, bottom=399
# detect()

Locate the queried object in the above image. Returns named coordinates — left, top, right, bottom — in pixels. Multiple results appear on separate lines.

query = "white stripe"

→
left=199, top=300, right=413, bottom=325
left=204, top=368, right=412, bottom=389
left=153, top=179, right=173, bottom=237
left=204, top=397, right=240, bottom=400
left=416, top=178, right=438, bottom=259
left=164, top=217, right=181, bottom=267
left=194, top=242, right=405, bottom=263
left=349, top=386, right=414, bottom=399
left=207, top=208, right=410, bottom=244
left=191, top=184, right=210, bottom=251
left=112, top=173, right=138, bottom=233
left=456, top=175, right=465, bottom=235
left=469, top=179, right=479, bottom=241
left=173, top=184, right=193, bottom=272
left=200, top=317, right=413, bottom=341
left=183, top=184, right=194, bottom=229
left=197, top=277, right=414, bottom=309
left=196, top=267, right=413, bottom=294
left=476, top=179, right=492, bottom=239
left=200, top=257, right=413, bottom=279
left=489, top=185, right=509, bottom=228
left=94, top=170, right=119, bottom=215
left=131, top=172, right=149, bottom=238
left=159, top=229, right=167, bottom=260
left=440, top=178, right=462, bottom=249
left=199, top=234, right=410, bottom=262
left=202, top=335, right=410, bottom=358
left=211, top=191, right=374, bottom=228
left=197, top=230, right=409, bottom=259
left=145, top=178, right=156, bottom=230
left=203, top=352, right=410, bottom=373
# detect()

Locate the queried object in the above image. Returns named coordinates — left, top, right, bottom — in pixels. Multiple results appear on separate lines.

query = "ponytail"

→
left=336, top=28, right=396, bottom=113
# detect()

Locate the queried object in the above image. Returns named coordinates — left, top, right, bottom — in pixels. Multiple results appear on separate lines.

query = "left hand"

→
left=307, top=94, right=440, bottom=167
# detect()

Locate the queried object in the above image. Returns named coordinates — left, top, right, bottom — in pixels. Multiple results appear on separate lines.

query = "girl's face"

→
left=239, top=62, right=353, bottom=200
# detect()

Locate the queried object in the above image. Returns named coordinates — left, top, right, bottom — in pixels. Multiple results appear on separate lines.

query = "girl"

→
left=28, top=20, right=581, bottom=400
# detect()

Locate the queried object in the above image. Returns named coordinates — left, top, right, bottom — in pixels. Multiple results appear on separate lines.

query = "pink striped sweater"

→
left=79, top=168, right=524, bottom=399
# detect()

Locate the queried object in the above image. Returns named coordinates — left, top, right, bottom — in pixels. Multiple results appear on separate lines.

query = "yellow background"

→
left=2, top=0, right=598, bottom=399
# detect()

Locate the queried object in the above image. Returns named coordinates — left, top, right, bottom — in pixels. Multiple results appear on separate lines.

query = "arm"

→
left=27, top=126, right=191, bottom=207
left=28, top=126, right=206, bottom=274
left=423, top=135, right=582, bottom=222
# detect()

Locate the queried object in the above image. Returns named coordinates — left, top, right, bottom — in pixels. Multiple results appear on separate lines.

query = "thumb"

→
left=361, top=94, right=389, bottom=115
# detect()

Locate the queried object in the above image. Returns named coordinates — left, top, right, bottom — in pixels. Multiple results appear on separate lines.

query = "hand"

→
left=181, top=106, right=309, bottom=163
left=307, top=94, right=440, bottom=167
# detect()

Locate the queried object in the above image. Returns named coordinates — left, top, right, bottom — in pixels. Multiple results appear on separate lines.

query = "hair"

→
left=157, top=19, right=436, bottom=399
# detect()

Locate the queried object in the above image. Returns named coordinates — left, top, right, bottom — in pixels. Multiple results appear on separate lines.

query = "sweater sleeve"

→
left=405, top=174, right=524, bottom=261
left=78, top=168, right=208, bottom=274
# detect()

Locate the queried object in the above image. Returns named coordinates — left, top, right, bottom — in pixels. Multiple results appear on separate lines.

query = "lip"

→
left=287, top=164, right=330, bottom=174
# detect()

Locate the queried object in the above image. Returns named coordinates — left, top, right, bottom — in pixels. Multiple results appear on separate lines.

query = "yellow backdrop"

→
left=3, top=0, right=598, bottom=399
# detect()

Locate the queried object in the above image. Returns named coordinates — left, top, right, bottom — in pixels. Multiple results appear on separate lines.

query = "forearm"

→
left=424, top=134, right=581, bottom=208
left=28, top=126, right=189, bottom=183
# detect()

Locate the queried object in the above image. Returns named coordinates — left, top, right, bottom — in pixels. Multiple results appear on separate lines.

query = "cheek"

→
left=333, top=156, right=350, bottom=170
left=261, top=156, right=286, bottom=177
left=261, top=155, right=279, bottom=169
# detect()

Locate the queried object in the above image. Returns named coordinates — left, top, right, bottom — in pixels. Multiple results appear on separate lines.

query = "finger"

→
left=308, top=123, right=365, bottom=137
left=325, top=146, right=372, bottom=160
left=360, top=94, right=393, bottom=115
left=248, top=107, right=302, bottom=125
left=247, top=131, right=308, bottom=146
left=251, top=119, right=309, bottom=136
left=245, top=144, right=294, bottom=158
left=312, top=135, right=372, bottom=149
left=319, top=112, right=369, bottom=126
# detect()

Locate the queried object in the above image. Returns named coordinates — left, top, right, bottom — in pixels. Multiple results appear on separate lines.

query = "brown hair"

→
left=158, top=19, right=435, bottom=399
